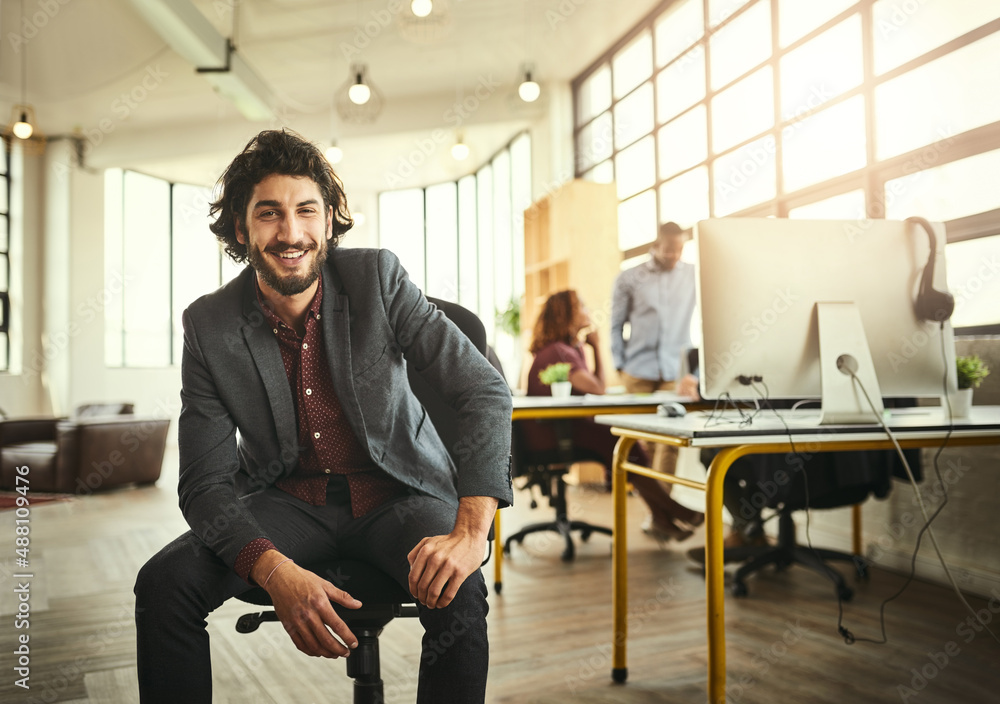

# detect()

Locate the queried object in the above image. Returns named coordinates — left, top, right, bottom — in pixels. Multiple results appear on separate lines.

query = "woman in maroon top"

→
left=522, top=290, right=703, bottom=541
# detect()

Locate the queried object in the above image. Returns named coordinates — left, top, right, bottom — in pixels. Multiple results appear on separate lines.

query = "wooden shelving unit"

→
left=522, top=179, right=622, bottom=388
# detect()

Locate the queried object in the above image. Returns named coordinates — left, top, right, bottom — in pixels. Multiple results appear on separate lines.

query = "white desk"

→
left=594, top=406, right=1000, bottom=704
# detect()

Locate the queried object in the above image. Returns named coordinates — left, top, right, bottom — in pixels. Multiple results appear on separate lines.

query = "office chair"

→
left=707, top=448, right=916, bottom=600
left=503, top=420, right=612, bottom=562
left=235, top=296, right=493, bottom=704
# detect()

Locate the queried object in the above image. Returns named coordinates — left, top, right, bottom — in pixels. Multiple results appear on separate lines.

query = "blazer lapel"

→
left=320, top=262, right=369, bottom=442
left=240, top=273, right=298, bottom=460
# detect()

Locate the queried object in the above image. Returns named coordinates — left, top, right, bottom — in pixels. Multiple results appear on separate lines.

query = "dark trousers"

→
left=134, top=482, right=489, bottom=703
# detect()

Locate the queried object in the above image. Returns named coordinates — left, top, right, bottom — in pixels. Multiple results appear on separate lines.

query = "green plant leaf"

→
left=538, top=362, right=571, bottom=384
left=956, top=354, right=990, bottom=390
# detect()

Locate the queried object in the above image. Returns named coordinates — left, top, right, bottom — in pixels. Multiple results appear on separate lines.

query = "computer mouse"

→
left=657, top=402, right=687, bottom=418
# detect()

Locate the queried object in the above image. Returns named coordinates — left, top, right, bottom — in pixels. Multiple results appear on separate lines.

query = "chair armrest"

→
left=0, top=418, right=60, bottom=446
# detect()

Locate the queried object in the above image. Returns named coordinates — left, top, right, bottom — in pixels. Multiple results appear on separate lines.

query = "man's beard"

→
left=248, top=238, right=329, bottom=296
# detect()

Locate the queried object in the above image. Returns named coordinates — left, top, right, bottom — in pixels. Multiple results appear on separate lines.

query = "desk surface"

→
left=512, top=391, right=692, bottom=420
left=512, top=390, right=689, bottom=410
left=595, top=406, right=1000, bottom=447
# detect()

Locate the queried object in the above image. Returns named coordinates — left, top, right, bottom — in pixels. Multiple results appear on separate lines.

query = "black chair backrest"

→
left=405, top=297, right=489, bottom=465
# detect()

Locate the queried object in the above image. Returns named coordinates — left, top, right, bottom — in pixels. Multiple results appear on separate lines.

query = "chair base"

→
left=730, top=513, right=867, bottom=600
left=235, top=560, right=419, bottom=704
left=504, top=519, right=613, bottom=562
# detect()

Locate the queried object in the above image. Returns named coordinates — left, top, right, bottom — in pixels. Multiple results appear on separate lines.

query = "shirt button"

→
left=305, top=389, right=312, bottom=395
left=324, top=468, right=331, bottom=474
left=273, top=328, right=278, bottom=334
left=315, top=314, right=321, bottom=320
left=303, top=343, right=308, bottom=350
left=314, top=432, right=320, bottom=439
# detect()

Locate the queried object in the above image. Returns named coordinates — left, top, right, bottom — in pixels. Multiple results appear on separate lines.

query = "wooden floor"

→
left=2, top=455, right=999, bottom=704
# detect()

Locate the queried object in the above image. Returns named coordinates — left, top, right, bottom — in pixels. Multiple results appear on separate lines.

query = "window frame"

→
left=573, top=0, right=1000, bottom=334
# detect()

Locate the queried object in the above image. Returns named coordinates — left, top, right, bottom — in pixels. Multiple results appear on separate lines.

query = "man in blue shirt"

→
left=610, top=221, right=702, bottom=536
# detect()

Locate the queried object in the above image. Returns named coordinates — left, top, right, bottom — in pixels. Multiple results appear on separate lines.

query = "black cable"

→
left=838, top=330, right=1000, bottom=647
left=751, top=382, right=855, bottom=640
left=705, top=392, right=760, bottom=428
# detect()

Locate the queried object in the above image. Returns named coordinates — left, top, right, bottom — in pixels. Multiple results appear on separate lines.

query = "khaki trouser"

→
left=620, top=371, right=679, bottom=486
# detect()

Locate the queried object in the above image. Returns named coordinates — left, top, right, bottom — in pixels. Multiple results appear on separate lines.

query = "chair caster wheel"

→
left=838, top=586, right=854, bottom=602
left=581, top=530, right=592, bottom=542
left=732, top=582, right=749, bottom=598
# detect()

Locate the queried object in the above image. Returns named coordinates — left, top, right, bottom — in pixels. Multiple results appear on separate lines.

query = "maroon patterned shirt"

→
left=234, top=275, right=407, bottom=582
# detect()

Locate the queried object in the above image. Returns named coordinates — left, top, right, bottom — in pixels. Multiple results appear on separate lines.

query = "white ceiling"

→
left=0, top=0, right=661, bottom=197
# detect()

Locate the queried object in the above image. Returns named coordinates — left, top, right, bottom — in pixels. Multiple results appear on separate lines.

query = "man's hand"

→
left=407, top=496, right=497, bottom=609
left=678, top=373, right=700, bottom=400
left=252, top=551, right=362, bottom=659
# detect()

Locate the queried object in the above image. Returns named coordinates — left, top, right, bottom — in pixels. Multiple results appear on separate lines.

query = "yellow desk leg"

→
left=494, top=510, right=503, bottom=594
left=611, top=436, right=637, bottom=684
left=705, top=447, right=742, bottom=704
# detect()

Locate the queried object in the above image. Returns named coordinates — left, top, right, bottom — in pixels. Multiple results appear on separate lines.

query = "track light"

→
left=410, top=0, right=433, bottom=18
left=518, top=69, right=540, bottom=103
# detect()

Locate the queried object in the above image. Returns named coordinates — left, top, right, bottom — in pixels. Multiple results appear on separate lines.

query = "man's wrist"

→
left=453, top=496, right=499, bottom=542
left=249, top=549, right=286, bottom=586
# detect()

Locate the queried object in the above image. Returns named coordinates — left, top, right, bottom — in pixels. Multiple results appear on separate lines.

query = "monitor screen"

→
left=695, top=218, right=956, bottom=419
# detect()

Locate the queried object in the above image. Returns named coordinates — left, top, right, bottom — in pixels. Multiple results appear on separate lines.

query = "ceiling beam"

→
left=127, top=0, right=276, bottom=121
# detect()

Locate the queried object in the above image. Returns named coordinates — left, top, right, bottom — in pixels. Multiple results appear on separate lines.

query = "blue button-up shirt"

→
left=610, top=259, right=696, bottom=381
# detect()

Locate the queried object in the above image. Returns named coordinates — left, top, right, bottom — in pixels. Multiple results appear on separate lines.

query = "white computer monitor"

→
left=695, top=218, right=957, bottom=424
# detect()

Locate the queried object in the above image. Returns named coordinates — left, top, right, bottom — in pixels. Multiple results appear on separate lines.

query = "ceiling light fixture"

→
left=518, top=67, right=540, bottom=103
left=325, top=142, right=344, bottom=164
left=336, top=63, right=384, bottom=124
left=398, top=0, right=453, bottom=43
left=451, top=134, right=470, bottom=161
left=11, top=107, right=34, bottom=140
left=7, top=0, right=37, bottom=140
left=348, top=68, right=371, bottom=105
left=410, top=0, right=433, bottom=18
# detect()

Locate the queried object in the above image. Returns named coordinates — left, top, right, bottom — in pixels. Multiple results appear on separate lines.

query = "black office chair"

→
left=707, top=448, right=918, bottom=600
left=503, top=420, right=613, bottom=562
left=235, top=296, right=494, bottom=704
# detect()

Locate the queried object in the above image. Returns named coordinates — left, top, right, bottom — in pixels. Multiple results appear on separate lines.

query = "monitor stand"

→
left=816, top=302, right=884, bottom=424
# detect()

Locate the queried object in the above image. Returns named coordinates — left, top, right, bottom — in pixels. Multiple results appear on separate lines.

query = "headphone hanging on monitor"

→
left=906, top=216, right=955, bottom=323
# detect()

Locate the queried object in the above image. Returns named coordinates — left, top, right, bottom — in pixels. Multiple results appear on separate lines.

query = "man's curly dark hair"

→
left=209, top=129, right=353, bottom=263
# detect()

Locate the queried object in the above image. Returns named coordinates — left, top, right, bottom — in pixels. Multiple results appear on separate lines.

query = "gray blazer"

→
left=177, top=247, right=513, bottom=568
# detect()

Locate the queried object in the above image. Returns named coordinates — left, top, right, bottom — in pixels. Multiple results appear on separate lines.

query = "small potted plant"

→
left=538, top=362, right=573, bottom=398
left=950, top=354, right=990, bottom=417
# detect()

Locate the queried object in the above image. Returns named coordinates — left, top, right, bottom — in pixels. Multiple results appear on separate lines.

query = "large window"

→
left=574, top=0, right=1000, bottom=332
left=378, top=133, right=531, bottom=350
left=0, top=141, right=10, bottom=371
left=105, top=170, right=241, bottom=367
